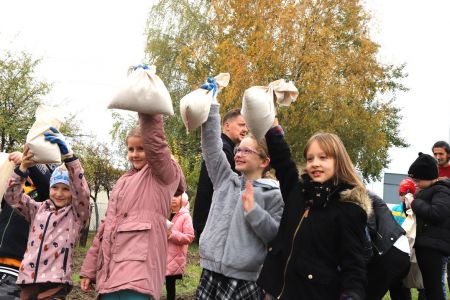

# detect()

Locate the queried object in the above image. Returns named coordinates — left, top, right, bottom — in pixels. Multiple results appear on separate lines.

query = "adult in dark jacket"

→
left=366, top=191, right=411, bottom=300
left=0, top=152, right=53, bottom=299
left=408, top=153, right=450, bottom=300
left=257, top=122, right=371, bottom=300
left=192, top=108, right=247, bottom=239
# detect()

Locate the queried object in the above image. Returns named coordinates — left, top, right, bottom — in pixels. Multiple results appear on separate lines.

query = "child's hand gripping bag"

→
left=180, top=73, right=230, bottom=133
left=0, top=153, right=15, bottom=200
left=242, top=79, right=298, bottom=141
left=26, top=106, right=64, bottom=164
left=108, top=65, right=174, bottom=116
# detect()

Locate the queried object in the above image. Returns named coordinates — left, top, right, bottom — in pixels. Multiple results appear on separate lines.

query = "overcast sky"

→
left=1, top=0, right=449, bottom=196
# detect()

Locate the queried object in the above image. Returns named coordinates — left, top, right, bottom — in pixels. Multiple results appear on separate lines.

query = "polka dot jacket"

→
left=4, top=158, right=90, bottom=285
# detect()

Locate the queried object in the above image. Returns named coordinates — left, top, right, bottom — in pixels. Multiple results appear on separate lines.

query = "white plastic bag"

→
left=0, top=153, right=15, bottom=200
left=242, top=79, right=298, bottom=140
left=26, top=106, right=64, bottom=164
left=108, top=65, right=174, bottom=116
left=401, top=209, right=424, bottom=288
left=180, top=73, right=230, bottom=133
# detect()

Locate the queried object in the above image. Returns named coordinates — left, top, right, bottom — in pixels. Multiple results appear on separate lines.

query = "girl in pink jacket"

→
left=80, top=113, right=185, bottom=300
left=4, top=128, right=90, bottom=299
left=165, top=192, right=195, bottom=300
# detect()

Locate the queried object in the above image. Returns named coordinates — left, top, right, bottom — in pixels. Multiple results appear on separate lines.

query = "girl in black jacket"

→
left=408, top=153, right=450, bottom=300
left=257, top=120, right=371, bottom=300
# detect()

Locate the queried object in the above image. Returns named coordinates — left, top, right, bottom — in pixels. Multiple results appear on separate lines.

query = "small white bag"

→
left=180, top=73, right=230, bottom=133
left=242, top=79, right=298, bottom=140
left=401, top=209, right=424, bottom=289
left=108, top=65, right=174, bottom=116
left=0, top=153, right=15, bottom=200
left=26, top=106, right=64, bottom=164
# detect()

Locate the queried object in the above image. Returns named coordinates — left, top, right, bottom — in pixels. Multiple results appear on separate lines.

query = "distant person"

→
left=407, top=153, right=450, bottom=300
left=366, top=191, right=410, bottom=300
left=165, top=193, right=195, bottom=300
left=0, top=153, right=53, bottom=300
left=192, top=108, right=247, bottom=240
left=4, top=130, right=90, bottom=299
left=432, top=141, right=450, bottom=179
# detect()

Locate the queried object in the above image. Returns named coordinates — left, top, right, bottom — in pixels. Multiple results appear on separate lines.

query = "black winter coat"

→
left=411, top=179, right=450, bottom=255
left=192, top=133, right=237, bottom=238
left=257, top=127, right=371, bottom=300
left=367, top=191, right=406, bottom=256
left=0, top=164, right=52, bottom=261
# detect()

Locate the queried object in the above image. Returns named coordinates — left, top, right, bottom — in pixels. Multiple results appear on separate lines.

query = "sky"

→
left=1, top=0, right=449, bottom=196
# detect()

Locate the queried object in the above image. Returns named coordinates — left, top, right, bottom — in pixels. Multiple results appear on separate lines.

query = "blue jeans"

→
left=442, top=256, right=449, bottom=298
left=100, top=290, right=153, bottom=300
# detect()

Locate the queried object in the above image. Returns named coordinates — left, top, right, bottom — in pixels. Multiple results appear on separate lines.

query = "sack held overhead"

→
left=108, top=65, right=174, bottom=115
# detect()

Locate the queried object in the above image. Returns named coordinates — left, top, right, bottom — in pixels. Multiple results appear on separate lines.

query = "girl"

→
left=165, top=193, right=195, bottom=300
left=257, top=118, right=371, bottom=300
left=4, top=128, right=90, bottom=299
left=195, top=94, right=284, bottom=299
left=407, top=153, right=450, bottom=300
left=80, top=112, right=185, bottom=300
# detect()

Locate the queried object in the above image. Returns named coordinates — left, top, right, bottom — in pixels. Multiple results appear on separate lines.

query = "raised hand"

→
left=242, top=179, right=255, bottom=213
left=44, top=127, right=73, bottom=160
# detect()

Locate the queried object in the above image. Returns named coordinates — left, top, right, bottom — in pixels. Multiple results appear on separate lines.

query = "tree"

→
left=0, top=51, right=50, bottom=152
left=145, top=0, right=408, bottom=182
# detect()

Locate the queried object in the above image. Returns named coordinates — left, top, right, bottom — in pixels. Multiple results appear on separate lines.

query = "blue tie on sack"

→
left=200, top=77, right=218, bottom=97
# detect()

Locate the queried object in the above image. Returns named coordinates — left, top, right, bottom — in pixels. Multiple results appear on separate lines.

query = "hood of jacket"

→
left=340, top=185, right=372, bottom=216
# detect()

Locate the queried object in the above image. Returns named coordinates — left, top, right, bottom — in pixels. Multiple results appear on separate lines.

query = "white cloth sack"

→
left=108, top=65, right=174, bottom=116
left=0, top=153, right=15, bottom=201
left=180, top=73, right=230, bottom=133
left=401, top=209, right=424, bottom=288
left=26, top=106, right=64, bottom=164
left=242, top=79, right=299, bottom=140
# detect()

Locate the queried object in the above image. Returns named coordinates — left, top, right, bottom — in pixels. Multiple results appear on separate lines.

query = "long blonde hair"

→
left=303, top=133, right=365, bottom=190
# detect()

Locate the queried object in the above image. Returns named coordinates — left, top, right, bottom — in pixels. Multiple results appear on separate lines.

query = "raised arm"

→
left=4, top=168, right=40, bottom=223
left=65, top=157, right=91, bottom=226
left=265, top=126, right=301, bottom=202
left=27, top=164, right=52, bottom=202
left=201, top=104, right=234, bottom=189
left=139, top=113, right=183, bottom=187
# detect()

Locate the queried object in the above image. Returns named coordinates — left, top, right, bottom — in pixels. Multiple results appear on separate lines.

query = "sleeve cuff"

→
left=266, top=125, right=284, bottom=136
left=14, top=166, right=30, bottom=178
left=64, top=155, right=78, bottom=163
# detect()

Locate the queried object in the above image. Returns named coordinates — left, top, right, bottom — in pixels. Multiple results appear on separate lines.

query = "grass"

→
left=70, top=233, right=448, bottom=299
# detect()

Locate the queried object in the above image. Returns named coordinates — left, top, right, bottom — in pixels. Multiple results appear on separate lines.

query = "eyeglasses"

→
left=234, top=146, right=260, bottom=156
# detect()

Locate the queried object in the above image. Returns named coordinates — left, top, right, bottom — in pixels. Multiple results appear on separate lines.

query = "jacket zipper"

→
left=63, top=248, right=69, bottom=275
left=373, top=232, right=383, bottom=255
left=33, top=212, right=53, bottom=283
left=277, top=207, right=310, bottom=299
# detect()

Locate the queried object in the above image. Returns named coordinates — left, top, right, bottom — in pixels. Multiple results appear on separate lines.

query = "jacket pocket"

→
left=112, top=222, right=151, bottom=262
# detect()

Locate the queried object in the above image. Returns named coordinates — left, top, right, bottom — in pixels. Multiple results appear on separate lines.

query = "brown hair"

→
left=125, top=126, right=141, bottom=145
left=303, top=132, right=365, bottom=190
left=222, top=108, right=242, bottom=125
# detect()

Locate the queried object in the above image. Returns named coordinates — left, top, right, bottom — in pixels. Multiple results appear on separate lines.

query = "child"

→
left=257, top=118, right=371, bottom=299
left=391, top=178, right=416, bottom=225
left=165, top=192, right=194, bottom=300
left=407, top=153, right=450, bottom=300
left=4, top=128, right=90, bottom=299
left=80, top=112, right=185, bottom=300
left=195, top=93, right=284, bottom=299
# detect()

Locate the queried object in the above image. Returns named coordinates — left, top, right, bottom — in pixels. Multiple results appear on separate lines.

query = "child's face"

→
left=171, top=195, right=182, bottom=212
left=234, top=137, right=267, bottom=176
left=50, top=183, right=72, bottom=208
left=127, top=136, right=147, bottom=170
left=305, top=140, right=336, bottom=183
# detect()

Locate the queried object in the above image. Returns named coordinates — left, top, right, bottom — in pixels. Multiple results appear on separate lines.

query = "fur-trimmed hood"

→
left=340, top=186, right=372, bottom=217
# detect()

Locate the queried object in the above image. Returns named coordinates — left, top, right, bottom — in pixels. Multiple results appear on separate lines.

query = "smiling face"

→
left=127, top=136, right=147, bottom=170
left=234, top=137, right=269, bottom=179
left=433, top=147, right=449, bottom=167
left=305, top=140, right=336, bottom=183
left=50, top=183, right=72, bottom=208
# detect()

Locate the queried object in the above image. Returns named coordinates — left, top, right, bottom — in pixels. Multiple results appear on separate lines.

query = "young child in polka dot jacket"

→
left=4, top=128, right=90, bottom=299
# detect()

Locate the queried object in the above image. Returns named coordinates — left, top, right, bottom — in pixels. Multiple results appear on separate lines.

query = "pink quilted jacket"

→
left=80, top=113, right=185, bottom=299
left=4, top=159, right=90, bottom=285
left=166, top=196, right=194, bottom=276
